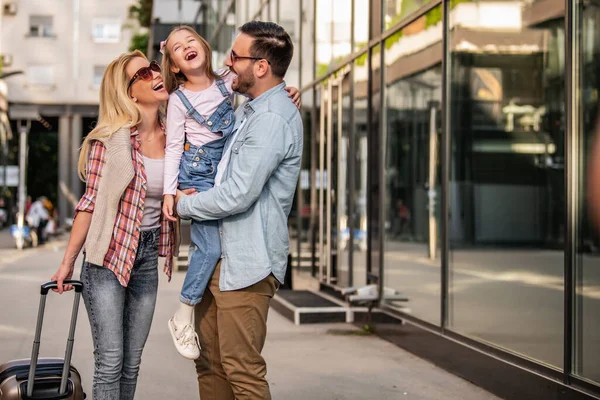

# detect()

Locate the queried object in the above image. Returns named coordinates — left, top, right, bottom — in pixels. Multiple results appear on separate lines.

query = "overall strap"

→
left=174, top=89, right=206, bottom=125
left=215, top=79, right=230, bottom=97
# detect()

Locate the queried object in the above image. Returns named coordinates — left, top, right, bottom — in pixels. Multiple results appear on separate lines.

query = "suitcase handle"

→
left=20, top=378, right=74, bottom=400
left=27, top=280, right=83, bottom=398
left=40, top=280, right=83, bottom=295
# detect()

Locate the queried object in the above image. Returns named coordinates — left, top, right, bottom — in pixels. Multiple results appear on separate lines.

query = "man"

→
left=175, top=21, right=302, bottom=399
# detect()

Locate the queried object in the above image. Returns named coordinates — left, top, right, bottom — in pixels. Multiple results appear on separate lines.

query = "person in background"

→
left=26, top=196, right=49, bottom=244
left=0, top=198, right=7, bottom=228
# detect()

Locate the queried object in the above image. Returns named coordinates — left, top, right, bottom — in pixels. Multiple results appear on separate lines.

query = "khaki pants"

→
left=194, top=260, right=279, bottom=400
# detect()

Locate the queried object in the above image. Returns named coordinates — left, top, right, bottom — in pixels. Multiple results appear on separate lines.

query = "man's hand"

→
left=174, top=188, right=197, bottom=217
left=284, top=86, right=301, bottom=110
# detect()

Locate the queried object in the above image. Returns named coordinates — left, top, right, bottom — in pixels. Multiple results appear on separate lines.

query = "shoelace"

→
left=179, top=324, right=199, bottom=347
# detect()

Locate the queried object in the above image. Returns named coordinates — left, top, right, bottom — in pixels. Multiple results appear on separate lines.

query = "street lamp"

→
left=0, top=70, right=23, bottom=222
left=8, top=106, right=39, bottom=231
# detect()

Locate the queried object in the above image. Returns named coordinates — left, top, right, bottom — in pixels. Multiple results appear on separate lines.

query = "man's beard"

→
left=230, top=65, right=255, bottom=95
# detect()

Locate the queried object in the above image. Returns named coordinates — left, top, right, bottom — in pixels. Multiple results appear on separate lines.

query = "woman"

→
left=50, top=50, right=190, bottom=399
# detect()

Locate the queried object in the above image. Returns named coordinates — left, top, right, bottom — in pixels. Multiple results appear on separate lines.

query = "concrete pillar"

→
left=58, top=116, right=71, bottom=225
left=70, top=114, right=83, bottom=208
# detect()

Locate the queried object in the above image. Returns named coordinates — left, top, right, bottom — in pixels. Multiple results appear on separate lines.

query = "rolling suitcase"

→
left=0, top=280, right=86, bottom=399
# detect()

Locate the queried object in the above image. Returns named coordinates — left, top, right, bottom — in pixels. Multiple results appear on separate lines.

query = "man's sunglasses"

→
left=127, top=61, right=161, bottom=90
left=229, top=50, right=271, bottom=65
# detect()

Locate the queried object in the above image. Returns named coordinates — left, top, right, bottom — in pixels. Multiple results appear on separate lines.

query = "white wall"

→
left=153, top=0, right=201, bottom=24
left=1, top=0, right=136, bottom=105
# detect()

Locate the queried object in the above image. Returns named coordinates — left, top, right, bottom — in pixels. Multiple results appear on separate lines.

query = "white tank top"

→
left=141, top=156, right=164, bottom=230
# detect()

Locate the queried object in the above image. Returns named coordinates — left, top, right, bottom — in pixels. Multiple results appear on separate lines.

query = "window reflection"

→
left=353, top=57, right=369, bottom=287
left=577, top=0, right=600, bottom=384
left=449, top=0, right=564, bottom=367
left=369, top=44, right=382, bottom=281
left=384, top=0, right=433, bottom=31
left=382, top=5, right=442, bottom=324
left=316, top=0, right=352, bottom=77
left=354, top=0, right=370, bottom=51
left=301, top=0, right=315, bottom=86
left=295, top=89, right=315, bottom=282
left=335, top=76, right=353, bottom=288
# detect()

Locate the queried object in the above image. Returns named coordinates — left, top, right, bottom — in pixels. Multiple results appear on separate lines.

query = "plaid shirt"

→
left=76, top=126, right=174, bottom=286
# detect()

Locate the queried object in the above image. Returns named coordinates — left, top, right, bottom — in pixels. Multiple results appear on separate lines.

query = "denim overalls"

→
left=175, top=78, right=235, bottom=305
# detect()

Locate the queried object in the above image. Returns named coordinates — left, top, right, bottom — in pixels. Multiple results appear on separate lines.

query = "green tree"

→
left=129, top=0, right=153, bottom=28
left=129, top=33, right=149, bottom=54
left=128, top=0, right=153, bottom=55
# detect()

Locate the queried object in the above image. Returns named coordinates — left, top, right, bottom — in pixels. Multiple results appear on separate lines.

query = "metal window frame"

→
left=440, top=0, right=450, bottom=333
left=347, top=0, right=356, bottom=287
left=565, top=0, right=577, bottom=385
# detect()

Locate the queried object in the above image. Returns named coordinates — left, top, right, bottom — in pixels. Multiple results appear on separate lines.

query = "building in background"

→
left=0, top=0, right=137, bottom=224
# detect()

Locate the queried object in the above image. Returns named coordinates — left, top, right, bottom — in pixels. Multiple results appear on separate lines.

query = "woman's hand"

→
left=284, top=86, right=302, bottom=110
left=163, top=194, right=177, bottom=222
left=51, top=264, right=74, bottom=294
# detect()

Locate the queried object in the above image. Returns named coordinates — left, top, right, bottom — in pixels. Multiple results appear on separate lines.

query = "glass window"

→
left=92, top=19, right=121, bottom=43
left=576, top=0, right=600, bottom=384
left=278, top=0, right=300, bottom=87
left=354, top=0, right=370, bottom=51
left=29, top=15, right=53, bottom=38
left=333, top=69, right=352, bottom=288
left=316, top=0, right=352, bottom=77
left=295, top=88, right=315, bottom=281
left=353, top=55, right=369, bottom=287
left=382, top=4, right=442, bottom=324
left=316, top=82, right=329, bottom=281
left=384, top=0, right=433, bottom=31
left=301, top=0, right=315, bottom=85
left=368, top=44, right=382, bottom=282
left=449, top=0, right=564, bottom=367
left=27, top=65, right=54, bottom=86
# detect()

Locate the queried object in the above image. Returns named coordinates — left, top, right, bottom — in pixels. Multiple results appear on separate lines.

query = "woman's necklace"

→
left=143, top=132, right=156, bottom=143
left=138, top=125, right=160, bottom=144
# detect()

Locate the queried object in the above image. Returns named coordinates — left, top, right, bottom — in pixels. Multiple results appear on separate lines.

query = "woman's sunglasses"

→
left=127, top=61, right=161, bottom=90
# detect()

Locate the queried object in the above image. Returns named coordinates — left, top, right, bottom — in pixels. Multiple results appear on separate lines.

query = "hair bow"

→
left=159, top=40, right=167, bottom=55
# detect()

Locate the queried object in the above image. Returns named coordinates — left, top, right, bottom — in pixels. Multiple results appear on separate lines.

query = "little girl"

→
left=160, top=25, right=300, bottom=360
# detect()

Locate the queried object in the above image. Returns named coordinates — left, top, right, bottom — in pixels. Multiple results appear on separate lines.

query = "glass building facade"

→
left=238, top=0, right=600, bottom=397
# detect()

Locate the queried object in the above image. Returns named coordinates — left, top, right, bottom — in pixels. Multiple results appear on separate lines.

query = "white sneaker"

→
left=168, top=317, right=201, bottom=360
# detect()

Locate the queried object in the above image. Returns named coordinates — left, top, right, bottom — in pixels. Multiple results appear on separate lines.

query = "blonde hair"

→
left=161, top=25, right=223, bottom=93
left=78, top=50, right=149, bottom=181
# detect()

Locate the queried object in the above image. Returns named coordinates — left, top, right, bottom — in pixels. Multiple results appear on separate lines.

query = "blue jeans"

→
left=178, top=143, right=222, bottom=306
left=81, top=228, right=159, bottom=400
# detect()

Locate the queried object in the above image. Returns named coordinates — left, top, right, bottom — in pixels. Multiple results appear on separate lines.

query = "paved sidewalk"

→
left=0, top=228, right=14, bottom=249
left=0, top=238, right=499, bottom=399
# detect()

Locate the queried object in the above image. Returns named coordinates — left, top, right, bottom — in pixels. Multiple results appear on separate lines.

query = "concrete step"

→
left=271, top=289, right=404, bottom=325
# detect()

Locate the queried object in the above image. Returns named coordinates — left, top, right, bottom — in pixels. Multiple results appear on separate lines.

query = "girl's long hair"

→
left=161, top=25, right=223, bottom=94
left=77, top=50, right=147, bottom=181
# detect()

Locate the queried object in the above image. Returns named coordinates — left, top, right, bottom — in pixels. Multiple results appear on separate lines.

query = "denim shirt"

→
left=177, top=82, right=303, bottom=291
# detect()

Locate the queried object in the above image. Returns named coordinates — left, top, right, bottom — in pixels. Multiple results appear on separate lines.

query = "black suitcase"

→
left=0, top=280, right=86, bottom=399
